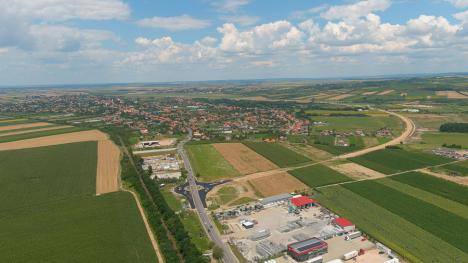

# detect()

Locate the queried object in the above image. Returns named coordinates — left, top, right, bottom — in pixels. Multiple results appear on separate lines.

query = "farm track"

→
left=226, top=109, right=418, bottom=185
left=316, top=159, right=465, bottom=189
left=123, top=189, right=165, bottom=263
left=120, top=138, right=184, bottom=263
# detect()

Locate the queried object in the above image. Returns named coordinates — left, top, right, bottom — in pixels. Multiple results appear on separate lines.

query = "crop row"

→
left=343, top=180, right=468, bottom=254
left=349, top=148, right=452, bottom=174
left=390, top=172, right=468, bottom=206
left=316, top=186, right=468, bottom=263
left=243, top=142, right=310, bottom=167
left=289, top=164, right=352, bottom=187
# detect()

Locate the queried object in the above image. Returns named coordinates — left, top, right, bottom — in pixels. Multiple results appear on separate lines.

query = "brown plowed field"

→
left=0, top=122, right=51, bottom=132
left=331, top=163, right=385, bottom=180
left=0, top=125, right=71, bottom=137
left=213, top=143, right=278, bottom=174
left=248, top=172, right=307, bottom=197
left=0, top=130, right=108, bottom=151
left=96, top=140, right=121, bottom=195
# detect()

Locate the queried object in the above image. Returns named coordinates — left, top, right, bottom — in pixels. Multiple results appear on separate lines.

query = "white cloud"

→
left=291, top=4, right=329, bottom=19
left=124, top=12, right=465, bottom=71
left=3, top=0, right=130, bottom=21
left=219, top=15, right=260, bottom=26
left=214, top=0, right=251, bottom=12
left=321, top=0, right=391, bottom=20
left=454, top=10, right=468, bottom=23
left=447, top=0, right=468, bottom=8
left=126, top=36, right=220, bottom=65
left=31, top=25, right=117, bottom=52
left=137, top=15, right=210, bottom=31
left=217, top=21, right=303, bottom=53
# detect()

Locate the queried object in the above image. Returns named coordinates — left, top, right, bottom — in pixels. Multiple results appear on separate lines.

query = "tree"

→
left=213, top=246, right=224, bottom=261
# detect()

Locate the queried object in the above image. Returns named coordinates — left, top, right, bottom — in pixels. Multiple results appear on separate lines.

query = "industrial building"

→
left=287, top=237, right=328, bottom=262
left=260, top=193, right=292, bottom=207
left=289, top=195, right=317, bottom=212
left=333, top=218, right=355, bottom=232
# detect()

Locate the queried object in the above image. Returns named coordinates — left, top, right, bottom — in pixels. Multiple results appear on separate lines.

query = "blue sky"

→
left=0, top=0, right=467, bottom=85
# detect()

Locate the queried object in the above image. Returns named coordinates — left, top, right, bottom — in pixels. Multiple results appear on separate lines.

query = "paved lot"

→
left=223, top=204, right=392, bottom=263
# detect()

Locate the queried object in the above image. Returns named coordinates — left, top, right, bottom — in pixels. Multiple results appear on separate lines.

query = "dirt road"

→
left=337, top=110, right=416, bottom=159
left=224, top=109, right=416, bottom=183
left=124, top=189, right=165, bottom=263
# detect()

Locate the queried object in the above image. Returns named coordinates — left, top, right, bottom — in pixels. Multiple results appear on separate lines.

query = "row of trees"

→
left=139, top=167, right=207, bottom=263
left=440, top=123, right=468, bottom=133
left=102, top=125, right=208, bottom=262
left=120, top=153, right=182, bottom=262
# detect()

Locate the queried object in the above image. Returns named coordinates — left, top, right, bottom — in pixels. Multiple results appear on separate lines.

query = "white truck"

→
left=343, top=250, right=358, bottom=261
left=344, top=231, right=362, bottom=241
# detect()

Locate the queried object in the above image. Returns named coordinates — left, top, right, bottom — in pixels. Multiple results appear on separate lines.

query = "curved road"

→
left=177, top=108, right=415, bottom=263
left=337, top=109, right=416, bottom=159
left=178, top=129, right=239, bottom=263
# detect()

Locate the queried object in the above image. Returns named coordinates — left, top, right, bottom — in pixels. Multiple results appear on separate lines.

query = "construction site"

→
left=217, top=194, right=397, bottom=263
left=141, top=153, right=182, bottom=179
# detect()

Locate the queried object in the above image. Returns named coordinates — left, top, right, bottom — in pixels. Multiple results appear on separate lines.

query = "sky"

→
left=0, top=0, right=467, bottom=85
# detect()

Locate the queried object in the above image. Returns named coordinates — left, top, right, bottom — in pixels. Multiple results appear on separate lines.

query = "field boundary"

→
left=124, top=189, right=165, bottom=263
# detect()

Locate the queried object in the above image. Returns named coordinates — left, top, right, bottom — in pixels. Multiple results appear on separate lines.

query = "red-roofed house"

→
left=333, top=217, right=355, bottom=232
left=288, top=196, right=317, bottom=212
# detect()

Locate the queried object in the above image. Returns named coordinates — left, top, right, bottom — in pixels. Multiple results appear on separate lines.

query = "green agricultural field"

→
left=310, top=115, right=402, bottom=133
left=310, top=135, right=365, bottom=155
left=289, top=164, right=352, bottom=187
left=317, top=186, right=468, bottom=263
left=217, top=186, right=239, bottom=205
left=349, top=148, right=452, bottom=174
left=0, top=142, right=97, bottom=210
left=343, top=180, right=468, bottom=254
left=243, top=142, right=310, bottom=167
left=433, top=161, right=468, bottom=176
left=0, top=142, right=157, bottom=262
left=186, top=144, right=240, bottom=181
left=179, top=211, right=212, bottom=252
left=421, top=132, right=468, bottom=148
left=0, top=126, right=84, bottom=143
left=378, top=178, right=468, bottom=219
left=390, top=172, right=468, bottom=206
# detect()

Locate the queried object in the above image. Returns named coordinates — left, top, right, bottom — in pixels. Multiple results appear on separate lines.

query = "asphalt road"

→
left=177, top=129, right=238, bottom=263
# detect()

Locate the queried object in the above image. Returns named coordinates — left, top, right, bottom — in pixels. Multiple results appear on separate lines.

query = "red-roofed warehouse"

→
left=333, top=217, right=355, bottom=232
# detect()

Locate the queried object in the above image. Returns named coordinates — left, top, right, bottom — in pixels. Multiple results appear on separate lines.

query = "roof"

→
left=288, top=237, right=327, bottom=255
left=260, top=193, right=291, bottom=205
left=290, top=196, right=316, bottom=207
left=334, top=217, right=354, bottom=228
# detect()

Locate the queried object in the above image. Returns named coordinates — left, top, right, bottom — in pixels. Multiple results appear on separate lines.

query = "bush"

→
left=440, top=123, right=468, bottom=133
